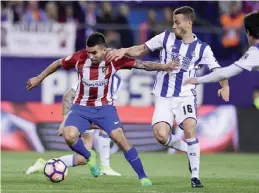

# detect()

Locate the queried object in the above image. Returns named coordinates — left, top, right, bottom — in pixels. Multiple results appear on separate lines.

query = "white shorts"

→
left=152, top=96, right=197, bottom=129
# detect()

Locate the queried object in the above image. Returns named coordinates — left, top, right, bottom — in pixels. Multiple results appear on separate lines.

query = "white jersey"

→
left=234, top=43, right=259, bottom=71
left=145, top=31, right=220, bottom=97
left=71, top=74, right=122, bottom=100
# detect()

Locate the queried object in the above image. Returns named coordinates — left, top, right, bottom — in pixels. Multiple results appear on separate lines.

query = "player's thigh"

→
left=175, top=96, right=197, bottom=134
left=93, top=105, right=123, bottom=136
left=152, top=97, right=174, bottom=137
left=94, top=105, right=130, bottom=150
left=64, top=110, right=91, bottom=134
left=152, top=97, right=174, bottom=127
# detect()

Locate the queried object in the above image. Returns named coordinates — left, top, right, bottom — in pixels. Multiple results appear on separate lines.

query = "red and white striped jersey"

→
left=61, top=49, right=135, bottom=106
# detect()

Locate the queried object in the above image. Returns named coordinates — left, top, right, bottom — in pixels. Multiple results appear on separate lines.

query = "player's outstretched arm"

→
left=184, top=64, right=243, bottom=85
left=26, top=59, right=62, bottom=90
left=212, top=68, right=230, bottom=102
left=133, top=59, right=180, bottom=72
left=107, top=44, right=149, bottom=62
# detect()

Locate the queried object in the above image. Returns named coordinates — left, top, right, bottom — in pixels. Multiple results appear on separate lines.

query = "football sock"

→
left=97, top=132, right=111, bottom=167
left=123, top=147, right=147, bottom=179
left=59, top=155, right=76, bottom=167
left=165, top=134, right=187, bottom=152
left=71, top=138, right=91, bottom=160
left=186, top=138, right=200, bottom=179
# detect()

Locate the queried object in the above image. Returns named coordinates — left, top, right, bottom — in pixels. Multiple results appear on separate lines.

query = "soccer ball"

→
left=44, top=158, right=68, bottom=183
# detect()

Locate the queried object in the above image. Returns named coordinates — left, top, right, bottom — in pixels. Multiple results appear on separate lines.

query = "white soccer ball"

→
left=44, top=158, right=68, bottom=183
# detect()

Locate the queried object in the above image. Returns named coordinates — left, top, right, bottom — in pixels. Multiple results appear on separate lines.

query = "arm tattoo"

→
left=62, top=89, right=76, bottom=116
left=133, top=60, right=163, bottom=71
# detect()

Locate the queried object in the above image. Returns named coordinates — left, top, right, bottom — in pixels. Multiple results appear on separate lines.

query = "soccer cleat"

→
left=191, top=177, right=204, bottom=188
left=87, top=150, right=100, bottom=177
left=140, top=178, right=152, bottom=186
left=100, top=165, right=122, bottom=176
left=26, top=158, right=46, bottom=174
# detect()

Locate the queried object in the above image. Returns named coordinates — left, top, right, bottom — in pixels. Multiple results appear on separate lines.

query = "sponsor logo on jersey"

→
left=83, top=79, right=108, bottom=87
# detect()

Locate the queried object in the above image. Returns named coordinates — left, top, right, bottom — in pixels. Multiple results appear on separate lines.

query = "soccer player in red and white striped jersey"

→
left=27, top=32, right=179, bottom=186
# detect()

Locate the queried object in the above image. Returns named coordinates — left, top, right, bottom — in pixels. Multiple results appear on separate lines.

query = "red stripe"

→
left=75, top=62, right=85, bottom=104
left=101, top=65, right=112, bottom=105
left=86, top=65, right=100, bottom=106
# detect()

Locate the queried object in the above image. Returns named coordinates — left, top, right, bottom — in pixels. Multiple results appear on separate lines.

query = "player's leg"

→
left=63, top=106, right=99, bottom=177
left=152, top=97, right=188, bottom=152
left=94, top=105, right=151, bottom=186
left=58, top=132, right=94, bottom=168
left=97, top=129, right=121, bottom=176
left=177, top=96, right=203, bottom=188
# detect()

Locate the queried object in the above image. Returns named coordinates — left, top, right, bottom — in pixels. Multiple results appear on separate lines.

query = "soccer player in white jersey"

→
left=26, top=75, right=122, bottom=176
left=184, top=11, right=259, bottom=85
left=26, top=32, right=179, bottom=186
left=107, top=6, right=230, bottom=188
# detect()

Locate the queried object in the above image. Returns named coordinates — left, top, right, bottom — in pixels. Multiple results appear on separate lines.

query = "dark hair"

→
left=86, top=32, right=106, bottom=47
left=244, top=11, right=259, bottom=39
left=173, top=6, right=196, bottom=23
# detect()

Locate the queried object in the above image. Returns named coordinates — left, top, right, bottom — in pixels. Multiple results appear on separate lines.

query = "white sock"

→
left=59, top=155, right=76, bottom=167
left=97, top=133, right=110, bottom=167
left=165, top=134, right=187, bottom=152
left=186, top=138, right=200, bottom=179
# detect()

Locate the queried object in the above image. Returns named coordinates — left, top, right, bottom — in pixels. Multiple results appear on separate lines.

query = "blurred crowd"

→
left=1, top=1, right=259, bottom=61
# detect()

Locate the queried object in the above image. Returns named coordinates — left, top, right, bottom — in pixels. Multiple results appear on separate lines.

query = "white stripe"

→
left=79, top=59, right=91, bottom=105
left=167, top=43, right=188, bottom=97
left=106, top=65, right=116, bottom=104
left=95, top=66, right=105, bottom=106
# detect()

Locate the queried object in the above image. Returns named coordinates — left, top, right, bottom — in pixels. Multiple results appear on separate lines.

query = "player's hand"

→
left=26, top=77, right=41, bottom=90
left=163, top=59, right=180, bottom=72
left=57, top=119, right=66, bottom=136
left=183, top=77, right=199, bottom=85
left=106, top=48, right=127, bottom=62
left=218, top=86, right=230, bottom=102
left=57, top=115, right=68, bottom=136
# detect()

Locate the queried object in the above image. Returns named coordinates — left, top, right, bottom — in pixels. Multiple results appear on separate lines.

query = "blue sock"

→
left=123, top=147, right=147, bottom=179
left=71, top=138, right=91, bottom=160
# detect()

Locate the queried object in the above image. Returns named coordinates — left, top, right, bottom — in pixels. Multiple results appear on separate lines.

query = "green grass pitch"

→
left=1, top=151, right=259, bottom=193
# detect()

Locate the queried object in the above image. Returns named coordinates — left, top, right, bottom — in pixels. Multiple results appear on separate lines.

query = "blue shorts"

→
left=64, top=104, right=123, bottom=135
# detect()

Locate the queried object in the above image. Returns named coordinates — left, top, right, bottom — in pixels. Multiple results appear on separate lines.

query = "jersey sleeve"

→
left=145, top=31, right=165, bottom=51
left=61, top=51, right=82, bottom=70
left=234, top=47, right=259, bottom=71
left=71, top=80, right=79, bottom=91
left=112, top=56, right=136, bottom=70
left=198, top=46, right=221, bottom=71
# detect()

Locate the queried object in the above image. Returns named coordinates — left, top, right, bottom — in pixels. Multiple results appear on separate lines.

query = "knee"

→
left=63, top=126, right=80, bottom=144
left=183, top=119, right=196, bottom=138
left=153, top=124, right=170, bottom=144
left=110, top=127, right=123, bottom=143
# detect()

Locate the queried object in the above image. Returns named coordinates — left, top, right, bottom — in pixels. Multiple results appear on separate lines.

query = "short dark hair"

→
left=244, top=11, right=259, bottom=39
left=173, top=6, right=196, bottom=23
left=86, top=32, right=106, bottom=47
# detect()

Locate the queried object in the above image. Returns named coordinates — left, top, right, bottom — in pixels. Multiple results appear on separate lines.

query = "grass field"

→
left=1, top=151, right=259, bottom=193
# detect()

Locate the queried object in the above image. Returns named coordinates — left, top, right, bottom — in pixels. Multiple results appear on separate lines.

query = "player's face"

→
left=87, top=45, right=106, bottom=64
left=173, top=14, right=192, bottom=39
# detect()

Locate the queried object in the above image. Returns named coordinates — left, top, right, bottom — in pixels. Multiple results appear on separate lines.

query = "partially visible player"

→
left=26, top=32, right=179, bottom=186
left=107, top=6, right=230, bottom=188
left=26, top=75, right=122, bottom=176
left=184, top=11, right=259, bottom=85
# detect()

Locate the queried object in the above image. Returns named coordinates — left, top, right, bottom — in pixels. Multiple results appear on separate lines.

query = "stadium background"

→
left=1, top=1, right=259, bottom=193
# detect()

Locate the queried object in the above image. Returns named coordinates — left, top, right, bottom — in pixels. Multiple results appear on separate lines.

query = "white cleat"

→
left=26, top=158, right=46, bottom=174
left=100, top=165, right=121, bottom=176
